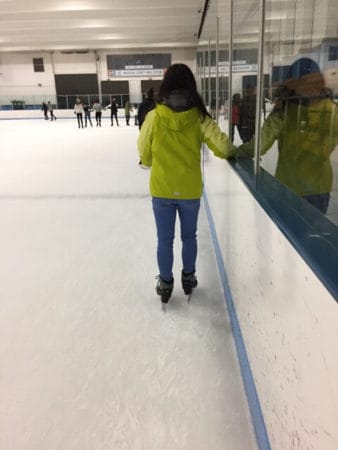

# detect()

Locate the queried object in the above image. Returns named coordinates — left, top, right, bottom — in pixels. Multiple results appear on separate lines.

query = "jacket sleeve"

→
left=200, top=115, right=237, bottom=159
left=333, top=102, right=338, bottom=147
left=237, top=112, right=283, bottom=158
left=137, top=111, right=154, bottom=166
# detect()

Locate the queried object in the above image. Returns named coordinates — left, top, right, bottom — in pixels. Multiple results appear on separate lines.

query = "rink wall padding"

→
left=0, top=110, right=123, bottom=120
left=203, top=152, right=338, bottom=450
left=203, top=191, right=271, bottom=450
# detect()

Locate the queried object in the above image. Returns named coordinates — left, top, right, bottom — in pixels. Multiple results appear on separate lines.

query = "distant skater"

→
left=83, top=103, right=93, bottom=127
left=92, top=100, right=104, bottom=127
left=124, top=101, right=133, bottom=126
left=107, top=98, right=119, bottom=126
left=74, top=98, right=84, bottom=128
left=47, top=101, right=56, bottom=121
left=41, top=102, right=48, bottom=120
left=134, top=104, right=138, bottom=126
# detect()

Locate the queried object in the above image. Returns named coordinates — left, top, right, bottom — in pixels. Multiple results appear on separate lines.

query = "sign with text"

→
left=203, top=61, right=258, bottom=75
left=107, top=54, right=171, bottom=78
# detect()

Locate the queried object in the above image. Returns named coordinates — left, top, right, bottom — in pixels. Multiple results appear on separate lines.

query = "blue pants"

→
left=303, top=193, right=330, bottom=214
left=152, top=197, right=200, bottom=282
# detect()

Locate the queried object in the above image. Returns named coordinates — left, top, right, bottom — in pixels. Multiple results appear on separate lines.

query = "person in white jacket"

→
left=74, top=98, right=84, bottom=128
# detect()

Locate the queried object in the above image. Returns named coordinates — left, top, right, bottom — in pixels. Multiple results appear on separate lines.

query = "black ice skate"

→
left=156, top=276, right=174, bottom=308
left=181, top=271, right=197, bottom=301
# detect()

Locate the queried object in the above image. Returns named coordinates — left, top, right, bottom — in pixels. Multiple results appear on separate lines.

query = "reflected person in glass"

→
left=239, top=84, right=256, bottom=143
left=238, top=57, right=338, bottom=214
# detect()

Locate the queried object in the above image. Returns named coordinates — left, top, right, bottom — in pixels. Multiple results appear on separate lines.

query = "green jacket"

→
left=124, top=102, right=133, bottom=114
left=137, top=104, right=236, bottom=199
left=238, top=98, right=338, bottom=196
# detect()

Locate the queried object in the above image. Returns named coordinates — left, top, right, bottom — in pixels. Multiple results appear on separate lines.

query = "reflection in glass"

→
left=230, top=93, right=242, bottom=142
left=239, top=57, right=338, bottom=214
left=196, top=0, right=338, bottom=221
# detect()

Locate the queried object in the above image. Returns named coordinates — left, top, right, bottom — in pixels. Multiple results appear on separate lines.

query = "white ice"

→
left=0, top=117, right=257, bottom=450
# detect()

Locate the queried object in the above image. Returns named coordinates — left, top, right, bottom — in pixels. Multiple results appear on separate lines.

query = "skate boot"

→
left=156, top=276, right=174, bottom=304
left=181, top=271, right=197, bottom=296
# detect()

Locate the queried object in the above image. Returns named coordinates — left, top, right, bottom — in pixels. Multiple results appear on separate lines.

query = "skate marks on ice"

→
left=0, top=120, right=257, bottom=450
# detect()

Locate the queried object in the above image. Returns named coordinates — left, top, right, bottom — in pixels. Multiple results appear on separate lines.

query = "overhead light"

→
left=54, top=2, right=96, bottom=11
left=97, top=35, right=123, bottom=40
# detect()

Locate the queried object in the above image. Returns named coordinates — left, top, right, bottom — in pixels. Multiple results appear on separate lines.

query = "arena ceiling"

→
left=0, top=0, right=337, bottom=52
left=0, top=0, right=205, bottom=52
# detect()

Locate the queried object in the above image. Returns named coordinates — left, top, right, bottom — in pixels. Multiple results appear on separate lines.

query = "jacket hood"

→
left=162, top=89, right=194, bottom=112
left=154, top=103, right=200, bottom=131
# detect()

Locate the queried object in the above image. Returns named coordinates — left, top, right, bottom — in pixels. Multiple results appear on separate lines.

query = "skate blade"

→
left=186, top=290, right=194, bottom=303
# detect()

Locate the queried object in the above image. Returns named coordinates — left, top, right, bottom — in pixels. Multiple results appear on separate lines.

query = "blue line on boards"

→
left=202, top=190, right=271, bottom=450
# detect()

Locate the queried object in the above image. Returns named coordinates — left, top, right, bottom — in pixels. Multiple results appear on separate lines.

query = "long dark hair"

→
left=158, top=63, right=211, bottom=119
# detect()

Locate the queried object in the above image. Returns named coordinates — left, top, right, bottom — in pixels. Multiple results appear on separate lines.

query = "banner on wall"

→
left=203, top=61, right=258, bottom=75
left=107, top=54, right=171, bottom=78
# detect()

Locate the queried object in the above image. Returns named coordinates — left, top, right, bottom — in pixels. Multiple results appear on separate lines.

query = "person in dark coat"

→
left=137, top=88, right=156, bottom=165
left=137, top=88, right=156, bottom=129
left=41, top=102, right=48, bottom=120
left=107, top=98, right=119, bottom=126
left=230, top=93, right=242, bottom=142
left=239, top=86, right=256, bottom=142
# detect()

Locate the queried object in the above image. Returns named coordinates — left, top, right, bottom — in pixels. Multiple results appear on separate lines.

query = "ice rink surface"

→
left=0, top=118, right=257, bottom=450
